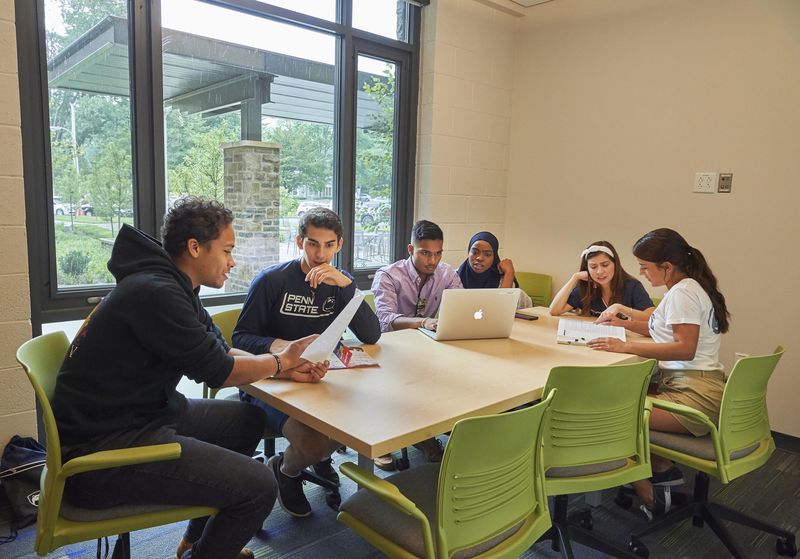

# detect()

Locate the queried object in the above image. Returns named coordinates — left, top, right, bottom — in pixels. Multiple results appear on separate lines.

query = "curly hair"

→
left=161, top=197, right=234, bottom=258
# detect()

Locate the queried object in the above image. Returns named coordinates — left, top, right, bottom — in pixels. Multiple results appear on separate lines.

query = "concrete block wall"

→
left=0, top=0, right=36, bottom=448
left=416, top=0, right=519, bottom=266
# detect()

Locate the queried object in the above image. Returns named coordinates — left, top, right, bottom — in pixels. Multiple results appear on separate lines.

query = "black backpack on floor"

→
left=0, top=435, right=46, bottom=544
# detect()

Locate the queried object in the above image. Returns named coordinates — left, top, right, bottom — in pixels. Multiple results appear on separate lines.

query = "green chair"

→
left=336, top=391, right=556, bottom=558
left=628, top=347, right=797, bottom=558
left=650, top=296, right=662, bottom=307
left=203, top=307, right=242, bottom=399
left=364, top=290, right=375, bottom=311
left=516, top=272, right=553, bottom=307
left=541, top=359, right=657, bottom=558
left=16, top=331, right=217, bottom=557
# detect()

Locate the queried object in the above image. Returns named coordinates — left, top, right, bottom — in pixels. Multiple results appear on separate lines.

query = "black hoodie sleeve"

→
left=136, top=281, right=233, bottom=388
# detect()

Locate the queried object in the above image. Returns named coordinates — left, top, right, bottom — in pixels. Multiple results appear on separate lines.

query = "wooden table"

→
left=242, top=308, right=644, bottom=471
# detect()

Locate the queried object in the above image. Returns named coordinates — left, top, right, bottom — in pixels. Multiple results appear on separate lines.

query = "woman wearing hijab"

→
left=457, top=231, right=532, bottom=307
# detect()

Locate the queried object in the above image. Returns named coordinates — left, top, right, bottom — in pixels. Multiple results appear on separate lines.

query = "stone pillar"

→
left=222, top=141, right=281, bottom=292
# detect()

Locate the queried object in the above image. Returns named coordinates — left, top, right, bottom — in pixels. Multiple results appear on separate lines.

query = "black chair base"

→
left=109, top=533, right=130, bottom=559
left=540, top=494, right=642, bottom=559
left=628, top=472, right=797, bottom=559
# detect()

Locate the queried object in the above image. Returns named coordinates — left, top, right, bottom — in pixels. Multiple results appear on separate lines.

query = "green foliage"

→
left=356, top=67, right=395, bottom=199
left=85, top=133, right=133, bottom=234
left=279, top=186, right=299, bottom=217
left=167, top=117, right=239, bottom=201
left=263, top=120, right=333, bottom=196
left=54, top=222, right=115, bottom=286
left=59, top=250, right=90, bottom=278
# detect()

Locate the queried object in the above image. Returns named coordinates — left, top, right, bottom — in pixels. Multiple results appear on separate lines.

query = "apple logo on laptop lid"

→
left=473, top=309, right=484, bottom=320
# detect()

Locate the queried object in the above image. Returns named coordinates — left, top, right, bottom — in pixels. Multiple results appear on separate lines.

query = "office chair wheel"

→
left=614, top=494, right=633, bottom=510
left=776, top=536, right=797, bottom=557
left=628, top=537, right=649, bottom=558
left=395, top=456, right=410, bottom=470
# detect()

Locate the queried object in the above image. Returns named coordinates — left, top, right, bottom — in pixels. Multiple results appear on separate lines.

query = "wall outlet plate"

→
left=718, top=173, right=733, bottom=193
left=694, top=172, right=718, bottom=193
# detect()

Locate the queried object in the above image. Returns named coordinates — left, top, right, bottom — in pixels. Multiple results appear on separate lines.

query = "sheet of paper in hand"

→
left=301, top=290, right=366, bottom=362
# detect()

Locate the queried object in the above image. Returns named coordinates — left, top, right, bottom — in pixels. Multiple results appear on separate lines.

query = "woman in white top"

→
left=589, top=228, right=730, bottom=519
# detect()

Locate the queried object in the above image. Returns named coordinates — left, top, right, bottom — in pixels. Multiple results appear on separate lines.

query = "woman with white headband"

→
left=549, top=240, right=654, bottom=318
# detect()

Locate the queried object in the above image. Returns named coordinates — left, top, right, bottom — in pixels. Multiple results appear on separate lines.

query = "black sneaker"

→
left=413, top=437, right=444, bottom=462
left=268, top=455, right=311, bottom=518
left=311, top=457, right=340, bottom=486
left=639, top=485, right=672, bottom=522
left=651, top=465, right=684, bottom=487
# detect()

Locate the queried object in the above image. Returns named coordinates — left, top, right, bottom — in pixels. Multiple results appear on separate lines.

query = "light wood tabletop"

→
left=241, top=307, right=645, bottom=461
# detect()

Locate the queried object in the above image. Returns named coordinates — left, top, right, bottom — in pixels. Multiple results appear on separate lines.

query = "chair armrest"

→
left=648, top=397, right=717, bottom=433
left=60, top=443, right=182, bottom=479
left=339, top=463, right=423, bottom=518
left=339, top=462, right=435, bottom=558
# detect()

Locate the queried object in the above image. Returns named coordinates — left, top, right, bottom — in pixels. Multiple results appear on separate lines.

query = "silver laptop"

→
left=419, top=288, right=520, bottom=341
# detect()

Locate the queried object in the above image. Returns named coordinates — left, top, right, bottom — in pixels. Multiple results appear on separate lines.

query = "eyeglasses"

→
left=415, top=298, right=427, bottom=317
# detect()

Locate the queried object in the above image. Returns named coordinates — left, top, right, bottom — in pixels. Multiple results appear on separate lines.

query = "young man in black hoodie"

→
left=233, top=207, right=380, bottom=517
left=51, top=198, right=327, bottom=559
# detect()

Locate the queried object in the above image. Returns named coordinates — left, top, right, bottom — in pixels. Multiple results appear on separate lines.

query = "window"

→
left=18, top=0, right=422, bottom=325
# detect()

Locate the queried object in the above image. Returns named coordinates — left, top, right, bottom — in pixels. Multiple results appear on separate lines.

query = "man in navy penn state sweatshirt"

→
left=233, top=207, right=380, bottom=517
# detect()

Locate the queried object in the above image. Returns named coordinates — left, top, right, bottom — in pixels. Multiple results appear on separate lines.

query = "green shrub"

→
left=60, top=250, right=90, bottom=277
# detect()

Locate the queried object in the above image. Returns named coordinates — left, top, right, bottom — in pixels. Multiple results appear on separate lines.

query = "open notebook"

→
left=556, top=318, right=626, bottom=346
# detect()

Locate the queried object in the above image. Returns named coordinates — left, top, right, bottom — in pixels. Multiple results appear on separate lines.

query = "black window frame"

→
left=17, top=0, right=422, bottom=331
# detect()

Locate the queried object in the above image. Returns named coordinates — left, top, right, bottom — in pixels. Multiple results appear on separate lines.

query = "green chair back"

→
left=434, top=390, right=555, bottom=558
left=649, top=347, right=784, bottom=484
left=542, top=359, right=656, bottom=495
left=364, top=291, right=375, bottom=311
left=650, top=296, right=662, bottom=307
left=206, top=307, right=243, bottom=399
left=718, top=347, right=782, bottom=480
left=16, top=331, right=71, bottom=483
left=516, top=272, right=553, bottom=307
left=17, top=332, right=216, bottom=556
left=211, top=307, right=242, bottom=346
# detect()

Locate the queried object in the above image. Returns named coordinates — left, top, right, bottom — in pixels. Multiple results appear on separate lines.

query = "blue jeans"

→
left=63, top=398, right=274, bottom=559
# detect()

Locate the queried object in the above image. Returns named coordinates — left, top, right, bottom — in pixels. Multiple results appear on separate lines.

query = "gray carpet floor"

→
left=1, top=442, right=797, bottom=559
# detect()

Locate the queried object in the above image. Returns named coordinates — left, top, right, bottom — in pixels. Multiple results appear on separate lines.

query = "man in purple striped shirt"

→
left=369, top=220, right=462, bottom=469
left=371, top=220, right=463, bottom=333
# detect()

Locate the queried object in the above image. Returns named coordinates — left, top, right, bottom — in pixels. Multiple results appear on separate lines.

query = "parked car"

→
left=357, top=197, right=390, bottom=227
left=53, top=197, right=73, bottom=216
left=77, top=203, right=93, bottom=216
left=296, top=199, right=333, bottom=217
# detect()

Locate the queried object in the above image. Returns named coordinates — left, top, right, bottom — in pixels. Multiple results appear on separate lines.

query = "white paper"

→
left=556, top=318, right=626, bottom=345
left=301, top=290, right=366, bottom=362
